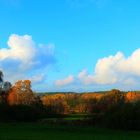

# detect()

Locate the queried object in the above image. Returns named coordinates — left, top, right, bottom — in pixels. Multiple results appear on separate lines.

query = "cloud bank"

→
left=0, top=34, right=56, bottom=84
left=55, top=48, right=140, bottom=89
left=1, top=34, right=140, bottom=91
left=79, top=49, right=140, bottom=85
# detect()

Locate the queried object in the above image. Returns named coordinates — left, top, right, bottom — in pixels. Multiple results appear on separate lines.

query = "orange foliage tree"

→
left=7, top=80, right=37, bottom=105
left=41, top=94, right=70, bottom=114
left=126, top=91, right=140, bottom=102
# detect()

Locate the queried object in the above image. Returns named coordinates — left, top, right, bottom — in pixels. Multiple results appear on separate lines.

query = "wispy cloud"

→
left=55, top=75, right=74, bottom=87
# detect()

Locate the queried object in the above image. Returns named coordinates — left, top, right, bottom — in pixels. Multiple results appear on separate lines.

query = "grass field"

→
left=0, top=123, right=139, bottom=140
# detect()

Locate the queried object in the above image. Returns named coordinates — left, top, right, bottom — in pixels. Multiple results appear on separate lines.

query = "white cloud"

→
left=54, top=48, right=140, bottom=89
left=55, top=75, right=74, bottom=87
left=78, top=48, right=140, bottom=85
left=29, top=74, right=45, bottom=84
left=78, top=69, right=96, bottom=84
left=0, top=34, right=36, bottom=65
left=0, top=34, right=56, bottom=84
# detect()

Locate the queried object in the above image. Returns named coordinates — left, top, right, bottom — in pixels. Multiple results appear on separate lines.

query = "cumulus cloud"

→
left=78, top=48, right=140, bottom=86
left=56, top=48, right=140, bottom=89
left=55, top=75, right=74, bottom=87
left=51, top=48, right=140, bottom=91
left=0, top=34, right=56, bottom=84
left=0, top=34, right=36, bottom=66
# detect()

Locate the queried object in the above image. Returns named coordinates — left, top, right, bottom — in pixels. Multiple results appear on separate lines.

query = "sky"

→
left=1, top=0, right=140, bottom=92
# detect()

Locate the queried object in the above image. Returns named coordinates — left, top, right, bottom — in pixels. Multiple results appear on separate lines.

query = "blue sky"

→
left=1, top=0, right=140, bottom=92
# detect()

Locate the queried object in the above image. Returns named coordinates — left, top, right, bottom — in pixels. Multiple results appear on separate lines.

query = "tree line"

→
left=1, top=71, right=140, bottom=130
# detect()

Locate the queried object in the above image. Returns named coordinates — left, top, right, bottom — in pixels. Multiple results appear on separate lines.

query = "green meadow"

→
left=0, top=123, right=139, bottom=140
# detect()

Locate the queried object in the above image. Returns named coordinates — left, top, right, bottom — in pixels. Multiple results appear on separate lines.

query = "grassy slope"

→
left=0, top=123, right=139, bottom=140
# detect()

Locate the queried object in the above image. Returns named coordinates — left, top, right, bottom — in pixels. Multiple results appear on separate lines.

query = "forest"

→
left=0, top=70, right=140, bottom=130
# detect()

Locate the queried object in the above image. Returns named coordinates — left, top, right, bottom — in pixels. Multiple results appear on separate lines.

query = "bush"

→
left=0, top=104, right=45, bottom=122
left=103, top=101, right=140, bottom=130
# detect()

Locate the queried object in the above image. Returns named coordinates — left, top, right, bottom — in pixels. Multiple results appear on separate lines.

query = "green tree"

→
left=0, top=71, right=3, bottom=83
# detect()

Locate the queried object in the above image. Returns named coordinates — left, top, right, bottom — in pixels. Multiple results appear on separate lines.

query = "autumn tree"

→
left=126, top=91, right=140, bottom=102
left=8, top=80, right=37, bottom=105
left=42, top=94, right=70, bottom=114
